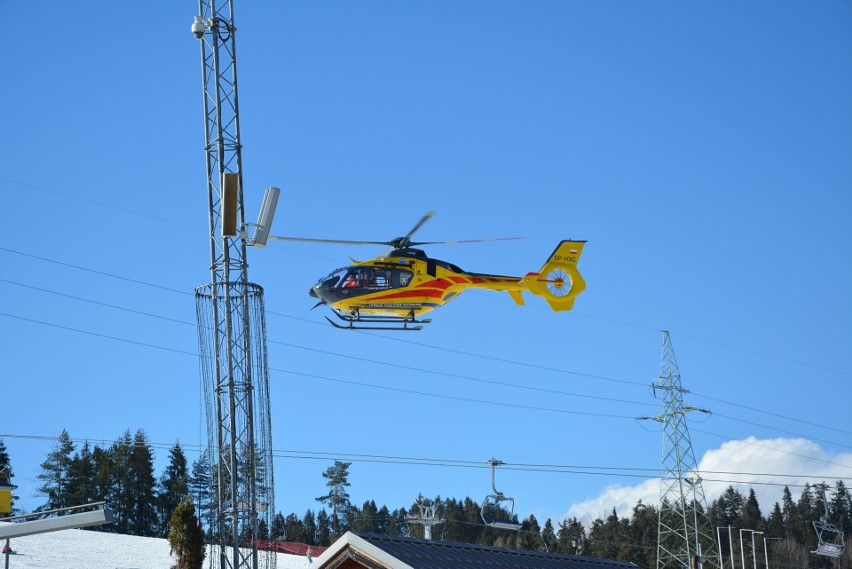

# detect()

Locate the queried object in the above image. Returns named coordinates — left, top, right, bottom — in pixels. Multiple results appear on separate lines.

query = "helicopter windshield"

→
left=318, top=267, right=413, bottom=289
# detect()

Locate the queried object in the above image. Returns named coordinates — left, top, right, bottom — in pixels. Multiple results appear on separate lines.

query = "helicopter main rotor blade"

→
left=396, top=211, right=435, bottom=248
left=408, top=237, right=527, bottom=246
left=268, top=236, right=392, bottom=246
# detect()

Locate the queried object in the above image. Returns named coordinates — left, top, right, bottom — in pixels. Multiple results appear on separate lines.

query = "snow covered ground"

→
left=0, top=524, right=312, bottom=569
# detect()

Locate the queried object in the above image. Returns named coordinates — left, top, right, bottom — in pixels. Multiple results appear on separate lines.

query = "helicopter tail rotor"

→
left=522, top=240, right=587, bottom=312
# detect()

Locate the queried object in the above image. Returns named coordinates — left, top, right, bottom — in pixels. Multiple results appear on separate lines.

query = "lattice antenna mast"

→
left=192, top=3, right=275, bottom=569
left=640, top=331, right=718, bottom=569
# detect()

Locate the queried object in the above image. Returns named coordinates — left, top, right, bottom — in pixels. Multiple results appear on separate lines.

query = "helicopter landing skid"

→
left=326, top=309, right=431, bottom=331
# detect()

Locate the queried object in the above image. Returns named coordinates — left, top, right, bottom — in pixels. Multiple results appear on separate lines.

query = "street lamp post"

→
left=763, top=537, right=782, bottom=569
left=717, top=526, right=736, bottom=569
left=685, top=476, right=703, bottom=564
left=751, top=531, right=763, bottom=569
left=739, top=529, right=756, bottom=569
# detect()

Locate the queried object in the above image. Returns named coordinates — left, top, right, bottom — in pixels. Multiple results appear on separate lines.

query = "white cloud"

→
left=564, top=437, right=852, bottom=525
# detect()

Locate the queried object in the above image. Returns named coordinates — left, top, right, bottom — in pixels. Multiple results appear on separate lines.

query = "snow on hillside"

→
left=0, top=524, right=312, bottom=569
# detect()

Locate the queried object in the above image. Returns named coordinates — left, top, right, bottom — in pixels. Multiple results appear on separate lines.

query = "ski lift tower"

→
left=191, top=3, right=275, bottom=569
left=640, top=331, right=719, bottom=569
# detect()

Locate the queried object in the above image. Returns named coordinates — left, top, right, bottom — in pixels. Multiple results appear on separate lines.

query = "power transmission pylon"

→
left=191, top=3, right=275, bottom=569
left=640, top=331, right=719, bottom=569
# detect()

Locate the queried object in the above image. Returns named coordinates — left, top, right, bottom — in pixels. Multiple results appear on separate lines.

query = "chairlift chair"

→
left=811, top=484, right=846, bottom=559
left=812, top=517, right=845, bottom=558
left=480, top=457, right=522, bottom=531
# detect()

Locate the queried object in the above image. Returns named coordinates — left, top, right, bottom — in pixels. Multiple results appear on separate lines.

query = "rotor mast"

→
left=192, top=2, right=275, bottom=568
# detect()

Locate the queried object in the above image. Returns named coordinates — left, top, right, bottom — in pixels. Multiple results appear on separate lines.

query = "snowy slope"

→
left=0, top=524, right=312, bottom=569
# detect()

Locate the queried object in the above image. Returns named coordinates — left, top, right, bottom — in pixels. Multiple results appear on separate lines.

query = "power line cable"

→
left=2, top=248, right=851, bottom=446
left=1, top=431, right=849, bottom=486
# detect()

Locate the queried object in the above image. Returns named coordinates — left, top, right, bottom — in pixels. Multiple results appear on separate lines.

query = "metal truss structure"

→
left=643, top=331, right=719, bottom=569
left=192, top=2, right=275, bottom=568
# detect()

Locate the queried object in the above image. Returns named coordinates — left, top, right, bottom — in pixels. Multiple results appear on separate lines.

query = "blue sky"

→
left=3, top=1, right=851, bottom=529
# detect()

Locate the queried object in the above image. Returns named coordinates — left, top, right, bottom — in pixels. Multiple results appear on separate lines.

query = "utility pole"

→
left=191, top=2, right=275, bottom=568
left=640, top=331, right=719, bottom=569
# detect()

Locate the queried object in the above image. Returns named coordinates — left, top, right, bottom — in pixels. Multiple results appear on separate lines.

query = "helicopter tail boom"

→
left=522, top=240, right=587, bottom=312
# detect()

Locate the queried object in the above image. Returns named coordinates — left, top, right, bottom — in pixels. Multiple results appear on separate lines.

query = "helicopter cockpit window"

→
left=397, top=270, right=413, bottom=287
left=340, top=269, right=364, bottom=288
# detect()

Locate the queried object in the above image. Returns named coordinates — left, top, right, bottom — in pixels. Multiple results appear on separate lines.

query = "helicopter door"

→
left=427, top=259, right=437, bottom=277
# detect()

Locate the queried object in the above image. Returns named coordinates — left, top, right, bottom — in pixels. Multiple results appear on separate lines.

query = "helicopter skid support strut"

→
left=327, top=309, right=431, bottom=331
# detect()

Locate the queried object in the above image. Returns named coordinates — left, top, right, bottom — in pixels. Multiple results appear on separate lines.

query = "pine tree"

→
left=557, top=516, right=586, bottom=554
left=157, top=443, right=189, bottom=537
left=127, top=430, right=158, bottom=537
left=302, top=510, right=318, bottom=545
left=188, top=449, right=214, bottom=537
left=628, top=500, right=658, bottom=569
left=284, top=513, right=305, bottom=542
left=315, top=509, right=331, bottom=546
left=111, top=431, right=134, bottom=533
left=797, top=483, right=818, bottom=552
left=711, top=485, right=745, bottom=528
left=168, top=498, right=206, bottom=569
left=270, top=512, right=286, bottom=541
left=66, top=441, right=97, bottom=508
left=766, top=502, right=785, bottom=538
left=519, top=514, right=542, bottom=551
left=831, top=480, right=852, bottom=536
left=315, top=461, right=352, bottom=539
left=541, top=518, right=557, bottom=552
left=587, top=508, right=627, bottom=561
left=36, top=429, right=75, bottom=512
left=781, top=486, right=802, bottom=542
left=741, top=488, right=763, bottom=530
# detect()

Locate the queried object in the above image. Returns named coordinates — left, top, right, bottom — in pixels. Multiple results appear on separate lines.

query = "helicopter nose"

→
left=309, top=287, right=318, bottom=299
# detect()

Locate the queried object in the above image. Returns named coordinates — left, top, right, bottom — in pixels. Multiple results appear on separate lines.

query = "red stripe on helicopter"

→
left=370, top=289, right=445, bottom=300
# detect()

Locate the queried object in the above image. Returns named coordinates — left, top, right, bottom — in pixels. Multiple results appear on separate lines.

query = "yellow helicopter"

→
left=269, top=212, right=586, bottom=331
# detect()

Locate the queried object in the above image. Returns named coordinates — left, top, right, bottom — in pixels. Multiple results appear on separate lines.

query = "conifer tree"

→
left=270, top=512, right=286, bottom=541
left=111, top=431, right=134, bottom=533
left=315, top=509, right=331, bottom=546
left=781, top=486, right=802, bottom=542
left=66, top=441, right=97, bottom=508
left=766, top=502, right=785, bottom=538
left=519, top=514, right=542, bottom=551
left=302, top=510, right=318, bottom=545
left=541, top=518, right=557, bottom=552
left=315, top=461, right=352, bottom=539
left=711, top=485, right=744, bottom=528
left=36, top=429, right=75, bottom=512
left=157, top=442, right=189, bottom=537
left=628, top=501, right=658, bottom=569
left=168, top=498, right=206, bottom=569
left=125, top=430, right=158, bottom=536
left=557, top=516, right=586, bottom=554
left=741, top=488, right=763, bottom=531
left=284, top=513, right=305, bottom=542
left=188, top=449, right=214, bottom=537
left=831, top=480, right=852, bottom=535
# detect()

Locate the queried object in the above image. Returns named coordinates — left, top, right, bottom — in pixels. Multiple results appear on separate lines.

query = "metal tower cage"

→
left=651, top=331, right=719, bottom=569
left=192, top=1, right=275, bottom=568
